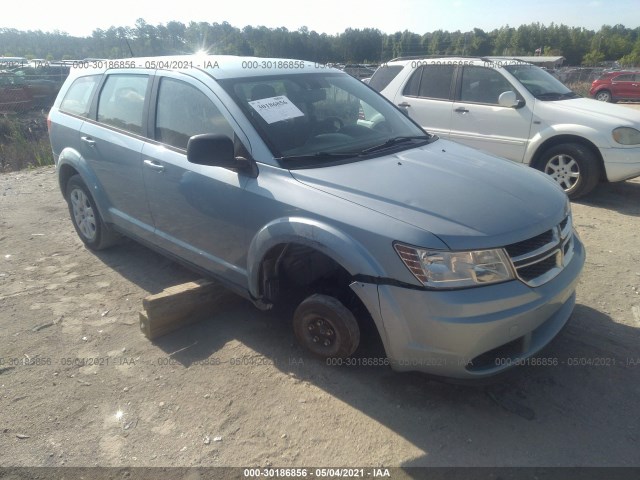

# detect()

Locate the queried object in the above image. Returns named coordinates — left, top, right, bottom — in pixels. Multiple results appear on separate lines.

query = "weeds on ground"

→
left=566, top=81, right=592, bottom=97
left=0, top=113, right=53, bottom=172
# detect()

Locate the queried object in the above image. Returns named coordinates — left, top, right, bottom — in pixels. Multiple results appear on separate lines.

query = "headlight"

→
left=612, top=127, right=640, bottom=145
left=394, top=244, right=515, bottom=289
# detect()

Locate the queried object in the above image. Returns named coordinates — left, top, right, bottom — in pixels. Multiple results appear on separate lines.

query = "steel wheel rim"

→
left=302, top=314, right=339, bottom=355
left=544, top=154, right=580, bottom=192
left=70, top=188, right=97, bottom=241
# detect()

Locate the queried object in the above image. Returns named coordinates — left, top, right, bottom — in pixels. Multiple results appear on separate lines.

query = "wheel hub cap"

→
left=545, top=154, right=580, bottom=192
left=70, top=188, right=97, bottom=241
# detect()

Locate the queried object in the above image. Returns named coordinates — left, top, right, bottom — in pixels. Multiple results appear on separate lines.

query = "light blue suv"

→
left=48, top=55, right=585, bottom=379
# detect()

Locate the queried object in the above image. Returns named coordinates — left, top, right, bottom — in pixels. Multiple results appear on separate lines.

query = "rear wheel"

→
left=535, top=143, right=600, bottom=199
left=66, top=175, right=119, bottom=250
left=595, top=90, right=612, bottom=102
left=293, top=294, right=360, bottom=359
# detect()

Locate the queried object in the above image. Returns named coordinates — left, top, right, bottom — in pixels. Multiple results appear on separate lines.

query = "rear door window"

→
left=97, top=74, right=149, bottom=135
left=613, top=74, right=633, bottom=82
left=402, top=67, right=423, bottom=96
left=402, top=65, right=455, bottom=100
left=418, top=65, right=455, bottom=100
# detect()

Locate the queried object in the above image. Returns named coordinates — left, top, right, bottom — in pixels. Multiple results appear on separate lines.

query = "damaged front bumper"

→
left=350, top=235, right=585, bottom=379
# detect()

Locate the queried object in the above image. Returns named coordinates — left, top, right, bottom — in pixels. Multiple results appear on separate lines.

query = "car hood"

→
left=290, top=140, right=568, bottom=250
left=536, top=97, right=640, bottom=126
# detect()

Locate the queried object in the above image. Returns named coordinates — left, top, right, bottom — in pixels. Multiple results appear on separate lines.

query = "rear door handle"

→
left=455, top=107, right=469, bottom=113
left=143, top=159, right=165, bottom=173
left=80, top=136, right=96, bottom=146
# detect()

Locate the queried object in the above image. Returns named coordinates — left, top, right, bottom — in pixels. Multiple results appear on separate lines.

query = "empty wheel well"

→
left=259, top=243, right=352, bottom=304
left=531, top=135, right=608, bottom=182
left=258, top=243, right=381, bottom=346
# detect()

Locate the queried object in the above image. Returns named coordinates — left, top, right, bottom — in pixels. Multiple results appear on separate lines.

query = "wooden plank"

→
left=139, top=279, right=242, bottom=340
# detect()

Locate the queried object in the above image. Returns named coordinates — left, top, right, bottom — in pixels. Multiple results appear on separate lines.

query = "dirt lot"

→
left=1, top=160, right=640, bottom=469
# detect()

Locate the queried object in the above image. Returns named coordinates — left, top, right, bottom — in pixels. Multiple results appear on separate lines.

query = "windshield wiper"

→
left=276, top=151, right=360, bottom=163
left=276, top=135, right=433, bottom=165
left=359, top=135, right=432, bottom=155
left=536, top=91, right=579, bottom=101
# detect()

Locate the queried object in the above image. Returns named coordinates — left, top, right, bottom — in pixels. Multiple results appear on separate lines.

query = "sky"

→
left=2, top=0, right=639, bottom=37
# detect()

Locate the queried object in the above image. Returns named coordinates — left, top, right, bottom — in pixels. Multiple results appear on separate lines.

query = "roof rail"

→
left=389, top=55, right=491, bottom=62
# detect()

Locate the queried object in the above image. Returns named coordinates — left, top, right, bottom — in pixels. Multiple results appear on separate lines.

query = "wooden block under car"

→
left=139, top=279, right=242, bottom=340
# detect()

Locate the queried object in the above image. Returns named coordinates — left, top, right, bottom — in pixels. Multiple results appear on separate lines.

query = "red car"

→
left=590, top=70, right=640, bottom=102
left=0, top=71, right=33, bottom=112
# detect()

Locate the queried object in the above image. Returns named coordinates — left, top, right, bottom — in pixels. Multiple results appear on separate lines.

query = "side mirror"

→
left=187, top=134, right=235, bottom=168
left=187, top=134, right=258, bottom=177
left=498, top=91, right=520, bottom=108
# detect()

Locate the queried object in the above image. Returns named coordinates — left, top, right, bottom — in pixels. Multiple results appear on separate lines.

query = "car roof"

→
left=386, top=56, right=486, bottom=64
left=65, top=55, right=340, bottom=80
left=384, top=56, right=535, bottom=68
left=605, top=70, right=637, bottom=76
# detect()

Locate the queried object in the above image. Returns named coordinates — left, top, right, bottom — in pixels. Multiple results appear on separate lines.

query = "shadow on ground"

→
left=577, top=179, right=640, bottom=217
left=89, top=239, right=640, bottom=468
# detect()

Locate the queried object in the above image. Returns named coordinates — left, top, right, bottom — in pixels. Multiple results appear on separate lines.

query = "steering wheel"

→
left=315, top=116, right=344, bottom=134
left=373, top=121, right=391, bottom=133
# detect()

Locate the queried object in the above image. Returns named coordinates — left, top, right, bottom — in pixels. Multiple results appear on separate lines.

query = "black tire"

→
left=65, top=175, right=120, bottom=250
left=293, top=294, right=360, bottom=359
left=594, top=90, right=612, bottom=102
left=534, top=143, right=600, bottom=199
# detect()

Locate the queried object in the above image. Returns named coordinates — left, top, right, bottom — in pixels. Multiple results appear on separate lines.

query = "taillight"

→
left=47, top=112, right=51, bottom=133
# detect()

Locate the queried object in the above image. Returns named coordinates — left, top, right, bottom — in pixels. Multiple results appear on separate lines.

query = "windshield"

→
left=504, top=64, right=579, bottom=100
left=219, top=72, right=431, bottom=168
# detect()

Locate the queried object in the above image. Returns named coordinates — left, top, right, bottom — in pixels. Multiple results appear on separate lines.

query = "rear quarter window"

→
left=368, top=65, right=403, bottom=91
left=59, top=75, right=101, bottom=117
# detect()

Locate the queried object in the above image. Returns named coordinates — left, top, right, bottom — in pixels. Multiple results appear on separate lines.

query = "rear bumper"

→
left=372, top=234, right=585, bottom=379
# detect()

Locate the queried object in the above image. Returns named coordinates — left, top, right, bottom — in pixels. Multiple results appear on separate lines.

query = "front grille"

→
left=517, top=252, right=560, bottom=282
left=504, top=215, right=574, bottom=287
left=504, top=229, right=554, bottom=258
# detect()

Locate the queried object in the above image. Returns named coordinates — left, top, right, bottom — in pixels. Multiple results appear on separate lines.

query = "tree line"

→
left=2, top=20, right=640, bottom=66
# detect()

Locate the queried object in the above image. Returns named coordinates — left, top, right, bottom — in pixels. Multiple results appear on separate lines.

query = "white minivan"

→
left=371, top=57, right=640, bottom=198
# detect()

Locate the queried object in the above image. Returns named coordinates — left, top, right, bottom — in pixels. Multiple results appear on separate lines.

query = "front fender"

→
left=246, top=216, right=387, bottom=299
left=524, top=124, right=608, bottom=165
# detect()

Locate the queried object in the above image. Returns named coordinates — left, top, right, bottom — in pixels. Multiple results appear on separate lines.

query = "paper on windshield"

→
left=248, top=96, right=304, bottom=124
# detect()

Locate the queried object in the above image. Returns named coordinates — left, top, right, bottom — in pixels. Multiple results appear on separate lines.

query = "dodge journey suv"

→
left=370, top=57, right=640, bottom=199
left=48, top=55, right=585, bottom=379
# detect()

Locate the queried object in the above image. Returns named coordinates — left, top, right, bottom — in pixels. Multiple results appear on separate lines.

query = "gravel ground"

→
left=1, top=153, right=640, bottom=469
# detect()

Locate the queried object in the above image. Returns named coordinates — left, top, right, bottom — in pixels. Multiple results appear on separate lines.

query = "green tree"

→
left=582, top=50, right=605, bottom=65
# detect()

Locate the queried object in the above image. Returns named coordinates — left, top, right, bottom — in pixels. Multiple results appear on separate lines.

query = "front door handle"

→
left=398, top=102, right=411, bottom=108
left=143, top=159, right=165, bottom=173
left=455, top=107, right=469, bottom=113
